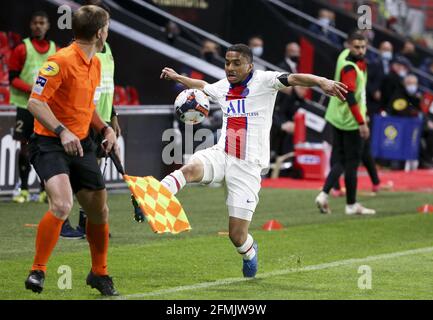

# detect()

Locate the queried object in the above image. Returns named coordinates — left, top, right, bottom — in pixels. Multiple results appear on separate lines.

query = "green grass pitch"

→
left=1, top=186, right=433, bottom=300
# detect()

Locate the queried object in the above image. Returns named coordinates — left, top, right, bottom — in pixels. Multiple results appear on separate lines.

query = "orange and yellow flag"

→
left=124, top=175, right=191, bottom=234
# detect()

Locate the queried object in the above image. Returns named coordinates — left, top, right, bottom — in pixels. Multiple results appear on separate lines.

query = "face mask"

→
left=203, top=51, right=215, bottom=63
left=381, top=51, right=392, bottom=60
left=405, top=85, right=418, bottom=95
left=251, top=46, right=263, bottom=57
left=319, top=17, right=331, bottom=27
left=289, top=56, right=299, bottom=64
left=398, top=69, right=408, bottom=78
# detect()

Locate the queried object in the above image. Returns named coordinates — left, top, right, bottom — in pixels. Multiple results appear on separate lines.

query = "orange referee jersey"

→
left=30, top=42, right=101, bottom=140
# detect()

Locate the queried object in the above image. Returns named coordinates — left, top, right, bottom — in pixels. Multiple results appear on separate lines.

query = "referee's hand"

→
left=60, top=129, right=83, bottom=157
left=102, top=126, right=120, bottom=158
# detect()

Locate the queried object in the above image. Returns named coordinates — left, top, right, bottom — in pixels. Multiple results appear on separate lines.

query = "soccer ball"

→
left=174, top=89, right=210, bottom=125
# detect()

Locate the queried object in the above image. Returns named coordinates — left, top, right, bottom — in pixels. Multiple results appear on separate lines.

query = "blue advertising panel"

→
left=372, top=115, right=422, bottom=160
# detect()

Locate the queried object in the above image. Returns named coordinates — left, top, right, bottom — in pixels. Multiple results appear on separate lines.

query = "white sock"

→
left=319, top=191, right=329, bottom=198
left=161, top=170, right=186, bottom=195
left=236, top=234, right=256, bottom=261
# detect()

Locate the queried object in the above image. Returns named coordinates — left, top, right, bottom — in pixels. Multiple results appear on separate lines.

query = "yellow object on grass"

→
left=124, top=175, right=191, bottom=234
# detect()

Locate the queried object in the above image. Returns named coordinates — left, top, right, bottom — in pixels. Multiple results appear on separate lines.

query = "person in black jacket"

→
left=367, top=41, right=393, bottom=116
left=270, top=42, right=304, bottom=162
left=386, top=74, right=433, bottom=168
left=277, top=42, right=300, bottom=74
left=387, top=74, right=421, bottom=117
left=270, top=86, right=307, bottom=161
left=381, top=55, right=412, bottom=108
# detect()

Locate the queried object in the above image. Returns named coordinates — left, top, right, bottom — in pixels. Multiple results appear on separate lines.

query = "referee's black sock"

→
left=18, top=147, right=31, bottom=190
left=79, top=208, right=87, bottom=230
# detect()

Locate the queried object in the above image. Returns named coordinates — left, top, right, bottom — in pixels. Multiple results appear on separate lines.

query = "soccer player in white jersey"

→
left=160, top=44, right=347, bottom=278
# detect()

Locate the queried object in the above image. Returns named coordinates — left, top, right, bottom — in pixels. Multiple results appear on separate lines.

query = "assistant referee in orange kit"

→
left=24, top=5, right=119, bottom=296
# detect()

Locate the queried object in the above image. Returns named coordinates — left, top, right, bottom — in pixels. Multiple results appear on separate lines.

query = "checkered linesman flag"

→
left=107, top=149, right=191, bottom=234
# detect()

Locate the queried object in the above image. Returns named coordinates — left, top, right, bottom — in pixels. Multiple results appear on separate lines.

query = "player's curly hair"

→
left=227, top=44, right=253, bottom=63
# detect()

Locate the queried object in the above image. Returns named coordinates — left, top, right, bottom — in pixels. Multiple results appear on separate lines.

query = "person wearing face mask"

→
left=380, top=55, right=412, bottom=108
left=367, top=41, right=393, bottom=116
left=387, top=74, right=421, bottom=117
left=278, top=42, right=300, bottom=74
left=172, top=40, right=219, bottom=94
left=270, top=41, right=304, bottom=163
left=248, top=36, right=266, bottom=71
left=165, top=21, right=181, bottom=45
left=385, top=74, right=427, bottom=169
left=201, top=39, right=220, bottom=64
left=308, top=9, right=343, bottom=47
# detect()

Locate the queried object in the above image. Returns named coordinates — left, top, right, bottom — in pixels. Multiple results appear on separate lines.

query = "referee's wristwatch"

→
left=54, top=124, right=66, bottom=137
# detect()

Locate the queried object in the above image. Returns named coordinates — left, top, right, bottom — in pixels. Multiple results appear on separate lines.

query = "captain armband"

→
left=277, top=73, right=291, bottom=87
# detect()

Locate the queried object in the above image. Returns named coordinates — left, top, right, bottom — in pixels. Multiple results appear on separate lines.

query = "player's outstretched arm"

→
left=160, top=67, right=208, bottom=91
left=287, top=73, right=348, bottom=101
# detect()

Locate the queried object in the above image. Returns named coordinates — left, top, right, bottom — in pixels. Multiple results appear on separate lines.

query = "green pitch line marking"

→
left=112, top=246, right=433, bottom=300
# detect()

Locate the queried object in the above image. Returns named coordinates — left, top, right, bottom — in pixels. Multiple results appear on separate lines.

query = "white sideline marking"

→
left=115, top=246, right=433, bottom=300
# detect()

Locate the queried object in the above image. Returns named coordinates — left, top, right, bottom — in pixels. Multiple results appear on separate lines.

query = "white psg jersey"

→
left=203, top=70, right=287, bottom=167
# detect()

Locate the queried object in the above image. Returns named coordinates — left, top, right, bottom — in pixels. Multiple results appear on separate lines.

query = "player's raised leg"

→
left=159, top=160, right=200, bottom=195
left=25, top=173, right=73, bottom=293
left=76, top=188, right=118, bottom=296
left=160, top=148, right=222, bottom=194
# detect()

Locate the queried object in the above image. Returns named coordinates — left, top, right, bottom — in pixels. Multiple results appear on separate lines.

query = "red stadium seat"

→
left=126, top=86, right=140, bottom=105
left=114, top=85, right=128, bottom=105
left=7, top=31, right=22, bottom=49
left=0, top=51, right=10, bottom=86
left=0, top=85, right=10, bottom=104
left=0, top=31, right=9, bottom=51
left=0, top=31, right=11, bottom=86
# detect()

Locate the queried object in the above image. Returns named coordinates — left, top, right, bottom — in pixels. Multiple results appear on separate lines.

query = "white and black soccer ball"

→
left=174, top=89, right=210, bottom=125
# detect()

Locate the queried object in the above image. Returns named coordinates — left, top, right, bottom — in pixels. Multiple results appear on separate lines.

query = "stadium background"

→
left=2, top=0, right=433, bottom=303
left=2, top=0, right=433, bottom=195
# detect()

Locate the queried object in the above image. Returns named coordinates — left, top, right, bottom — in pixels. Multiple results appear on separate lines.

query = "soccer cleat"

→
left=60, top=220, right=85, bottom=239
left=86, top=271, right=119, bottom=296
left=242, top=242, right=258, bottom=278
left=345, top=203, right=376, bottom=215
left=13, top=189, right=31, bottom=203
left=25, top=270, right=45, bottom=293
left=315, top=191, right=331, bottom=214
left=131, top=195, right=145, bottom=223
left=38, top=191, right=48, bottom=203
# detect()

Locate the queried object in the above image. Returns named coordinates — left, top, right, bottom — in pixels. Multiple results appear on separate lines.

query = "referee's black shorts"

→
left=28, top=134, right=105, bottom=194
